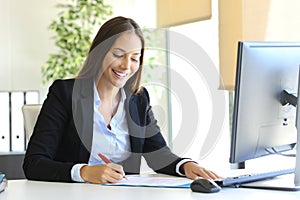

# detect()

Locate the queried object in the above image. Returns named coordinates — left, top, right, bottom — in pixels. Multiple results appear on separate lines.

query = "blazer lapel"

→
left=125, top=93, right=145, bottom=153
left=122, top=92, right=146, bottom=174
left=72, top=78, right=94, bottom=162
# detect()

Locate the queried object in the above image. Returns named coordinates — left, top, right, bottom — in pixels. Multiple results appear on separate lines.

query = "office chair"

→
left=21, top=104, right=42, bottom=141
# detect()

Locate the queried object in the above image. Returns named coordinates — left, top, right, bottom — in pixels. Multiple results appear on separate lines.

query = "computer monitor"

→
left=230, top=41, right=300, bottom=189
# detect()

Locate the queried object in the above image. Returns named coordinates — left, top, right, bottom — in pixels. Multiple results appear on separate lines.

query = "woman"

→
left=23, top=16, right=219, bottom=184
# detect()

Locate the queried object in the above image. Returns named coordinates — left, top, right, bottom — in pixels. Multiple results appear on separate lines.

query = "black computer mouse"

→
left=190, top=178, right=221, bottom=193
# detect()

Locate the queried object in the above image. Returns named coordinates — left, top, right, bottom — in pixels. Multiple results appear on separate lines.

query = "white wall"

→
left=0, top=0, right=157, bottom=101
left=109, top=0, right=156, bottom=28
left=169, top=0, right=231, bottom=174
left=0, top=0, right=60, bottom=99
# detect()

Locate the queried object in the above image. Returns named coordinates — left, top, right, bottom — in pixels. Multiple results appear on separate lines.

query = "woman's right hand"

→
left=80, top=163, right=125, bottom=184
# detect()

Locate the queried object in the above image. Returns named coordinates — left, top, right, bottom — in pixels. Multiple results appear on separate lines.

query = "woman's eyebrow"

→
left=113, top=48, right=126, bottom=52
left=113, top=48, right=141, bottom=55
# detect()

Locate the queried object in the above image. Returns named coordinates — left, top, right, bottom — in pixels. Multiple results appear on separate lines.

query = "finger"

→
left=104, top=172, right=123, bottom=183
left=107, top=163, right=125, bottom=176
left=203, top=169, right=219, bottom=180
left=198, top=168, right=221, bottom=180
left=186, top=171, right=200, bottom=180
left=187, top=167, right=217, bottom=180
left=210, top=171, right=223, bottom=179
left=100, top=166, right=123, bottom=183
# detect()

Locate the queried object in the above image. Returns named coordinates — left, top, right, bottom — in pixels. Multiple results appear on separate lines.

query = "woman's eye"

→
left=112, top=53, right=123, bottom=58
left=131, top=58, right=139, bottom=62
left=112, top=52, right=139, bottom=62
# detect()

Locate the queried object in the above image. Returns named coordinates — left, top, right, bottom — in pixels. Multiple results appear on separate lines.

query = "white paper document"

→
left=104, top=175, right=193, bottom=188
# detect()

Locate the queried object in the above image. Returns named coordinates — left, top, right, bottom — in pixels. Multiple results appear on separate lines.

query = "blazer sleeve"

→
left=23, top=79, right=78, bottom=182
left=138, top=88, right=184, bottom=176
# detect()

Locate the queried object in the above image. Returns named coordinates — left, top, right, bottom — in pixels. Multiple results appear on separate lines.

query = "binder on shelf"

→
left=25, top=91, right=39, bottom=104
left=0, top=92, right=10, bottom=152
left=0, top=90, right=39, bottom=152
left=10, top=92, right=25, bottom=152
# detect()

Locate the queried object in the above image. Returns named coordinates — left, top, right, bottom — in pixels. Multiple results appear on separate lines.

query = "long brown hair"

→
left=77, top=16, right=145, bottom=93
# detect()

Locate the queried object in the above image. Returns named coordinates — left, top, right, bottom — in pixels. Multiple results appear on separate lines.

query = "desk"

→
left=1, top=179, right=300, bottom=200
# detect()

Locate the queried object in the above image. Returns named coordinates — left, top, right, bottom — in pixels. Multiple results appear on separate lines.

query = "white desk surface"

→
left=1, top=179, right=300, bottom=200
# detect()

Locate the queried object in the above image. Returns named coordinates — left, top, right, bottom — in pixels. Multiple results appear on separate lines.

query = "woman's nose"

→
left=120, top=57, right=131, bottom=70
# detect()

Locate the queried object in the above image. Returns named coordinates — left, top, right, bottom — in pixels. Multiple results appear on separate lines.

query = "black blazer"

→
left=23, top=78, right=183, bottom=182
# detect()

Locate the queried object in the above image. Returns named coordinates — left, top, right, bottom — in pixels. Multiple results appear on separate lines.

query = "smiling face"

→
left=100, top=31, right=142, bottom=89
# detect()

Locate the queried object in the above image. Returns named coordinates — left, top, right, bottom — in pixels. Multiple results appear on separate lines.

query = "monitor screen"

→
left=230, top=41, right=300, bottom=164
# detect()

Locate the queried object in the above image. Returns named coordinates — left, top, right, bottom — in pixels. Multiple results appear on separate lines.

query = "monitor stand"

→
left=240, top=174, right=300, bottom=191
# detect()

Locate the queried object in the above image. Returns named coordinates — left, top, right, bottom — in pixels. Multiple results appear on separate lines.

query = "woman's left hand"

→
left=182, top=162, right=221, bottom=180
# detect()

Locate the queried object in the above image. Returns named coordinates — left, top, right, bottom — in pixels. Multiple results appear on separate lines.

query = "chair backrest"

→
left=22, top=104, right=42, bottom=140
